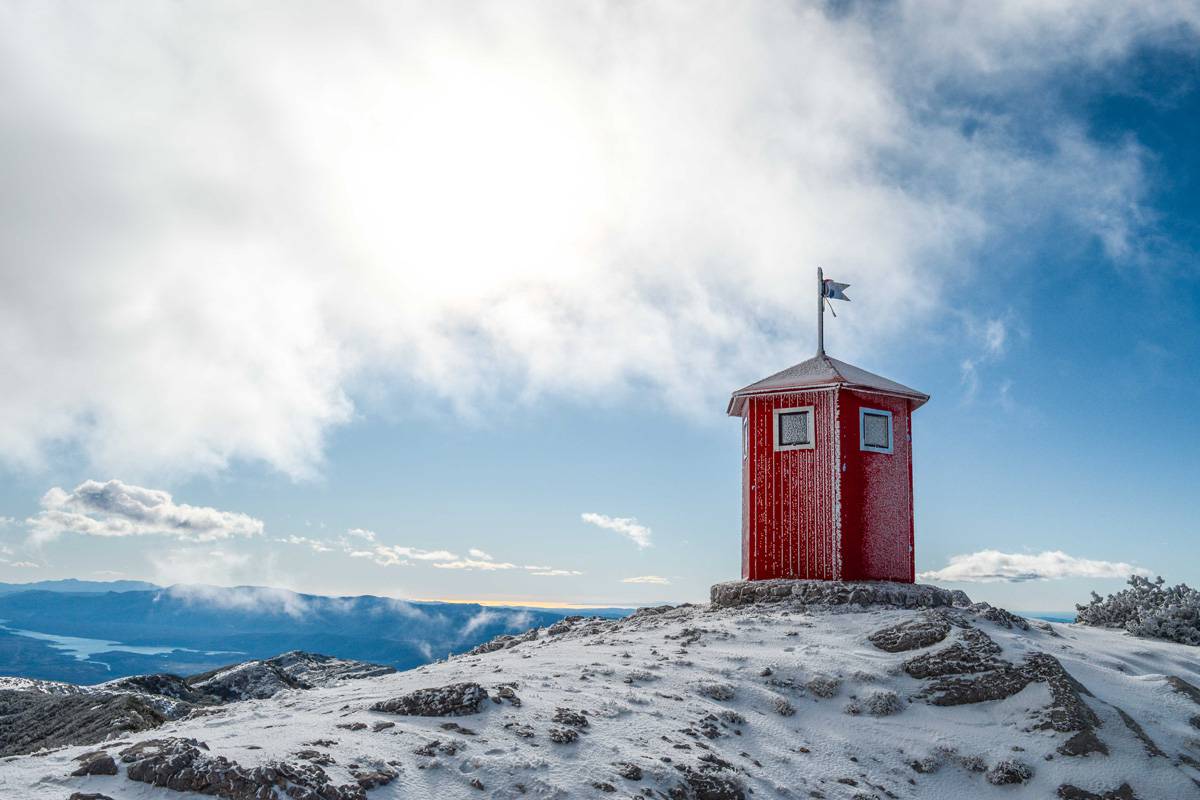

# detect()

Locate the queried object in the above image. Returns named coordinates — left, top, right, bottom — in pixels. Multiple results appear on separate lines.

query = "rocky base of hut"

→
left=710, top=578, right=971, bottom=609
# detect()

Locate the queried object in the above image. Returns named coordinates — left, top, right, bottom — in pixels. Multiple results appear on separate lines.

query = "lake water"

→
left=0, top=622, right=238, bottom=663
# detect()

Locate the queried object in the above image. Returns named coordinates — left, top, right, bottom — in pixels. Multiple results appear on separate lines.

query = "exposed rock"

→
left=414, top=739, right=462, bottom=757
left=548, top=726, right=579, bottom=743
left=985, top=759, right=1033, bottom=785
left=670, top=761, right=745, bottom=800
left=493, top=683, right=522, bottom=707
left=1116, top=707, right=1165, bottom=757
left=904, top=627, right=1005, bottom=680
left=467, top=628, right=539, bottom=655
left=868, top=615, right=951, bottom=653
left=352, top=767, right=398, bottom=789
left=0, top=690, right=169, bottom=757
left=371, top=683, right=489, bottom=716
left=552, top=707, right=589, bottom=728
left=1056, top=784, right=1138, bottom=799
left=547, top=616, right=585, bottom=635
left=120, top=737, right=375, bottom=800
left=68, top=794, right=116, bottom=800
left=968, top=603, right=1031, bottom=631
left=615, top=761, right=644, bottom=780
left=70, top=750, right=118, bottom=776
left=1058, top=729, right=1109, bottom=757
left=1167, top=675, right=1200, bottom=706
left=710, top=579, right=968, bottom=610
left=0, top=651, right=394, bottom=757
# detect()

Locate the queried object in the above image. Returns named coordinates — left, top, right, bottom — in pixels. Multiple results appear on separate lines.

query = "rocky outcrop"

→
left=709, top=579, right=969, bottom=609
left=0, top=651, right=393, bottom=757
left=466, top=628, right=539, bottom=655
left=185, top=651, right=394, bottom=702
left=371, top=682, right=489, bottom=716
left=0, top=690, right=169, bottom=757
left=868, top=614, right=951, bottom=652
left=119, top=737, right=395, bottom=800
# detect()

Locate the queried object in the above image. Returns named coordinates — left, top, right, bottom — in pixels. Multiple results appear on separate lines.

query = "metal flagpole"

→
left=817, top=266, right=825, bottom=356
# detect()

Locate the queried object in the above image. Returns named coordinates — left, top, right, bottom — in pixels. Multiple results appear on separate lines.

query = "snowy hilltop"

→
left=4, top=580, right=1200, bottom=799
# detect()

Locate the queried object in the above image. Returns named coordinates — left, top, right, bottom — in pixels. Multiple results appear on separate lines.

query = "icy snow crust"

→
left=4, top=592, right=1200, bottom=799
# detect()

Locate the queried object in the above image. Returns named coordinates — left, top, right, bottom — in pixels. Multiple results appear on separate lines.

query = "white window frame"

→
left=859, top=407, right=893, bottom=454
left=773, top=406, right=815, bottom=452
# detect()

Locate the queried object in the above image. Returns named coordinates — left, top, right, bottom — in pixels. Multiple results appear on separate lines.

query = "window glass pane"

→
left=779, top=411, right=809, bottom=446
left=862, top=412, right=890, bottom=449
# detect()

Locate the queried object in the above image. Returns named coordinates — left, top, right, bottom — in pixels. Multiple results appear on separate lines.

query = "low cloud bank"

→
left=919, top=549, right=1152, bottom=583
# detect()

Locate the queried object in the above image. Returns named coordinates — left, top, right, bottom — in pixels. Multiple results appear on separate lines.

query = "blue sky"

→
left=1, top=2, right=1198, bottom=611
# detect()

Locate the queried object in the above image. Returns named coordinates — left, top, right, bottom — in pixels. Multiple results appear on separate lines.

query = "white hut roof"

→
left=727, top=353, right=929, bottom=415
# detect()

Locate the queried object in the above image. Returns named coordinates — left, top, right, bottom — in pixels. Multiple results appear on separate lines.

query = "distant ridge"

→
left=0, top=578, right=161, bottom=595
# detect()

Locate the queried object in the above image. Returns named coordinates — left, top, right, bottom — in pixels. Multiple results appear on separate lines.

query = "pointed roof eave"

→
left=726, top=353, right=929, bottom=416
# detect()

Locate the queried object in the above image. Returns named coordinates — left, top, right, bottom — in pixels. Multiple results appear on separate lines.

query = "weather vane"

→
left=816, top=267, right=850, bottom=355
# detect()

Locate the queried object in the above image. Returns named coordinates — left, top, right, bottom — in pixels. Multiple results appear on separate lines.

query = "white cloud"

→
left=919, top=549, right=1153, bottom=583
left=621, top=575, right=671, bottom=585
left=582, top=513, right=653, bottom=550
left=26, top=480, right=264, bottom=545
left=3, top=560, right=39, bottom=569
left=0, top=1, right=1189, bottom=478
left=278, top=529, right=581, bottom=575
left=433, top=558, right=518, bottom=571
left=278, top=535, right=334, bottom=553
left=349, top=544, right=459, bottom=567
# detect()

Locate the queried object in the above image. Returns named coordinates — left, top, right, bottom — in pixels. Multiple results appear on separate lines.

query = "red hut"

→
left=727, top=271, right=929, bottom=583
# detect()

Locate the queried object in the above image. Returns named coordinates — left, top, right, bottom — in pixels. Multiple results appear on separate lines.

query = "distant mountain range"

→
left=0, top=578, right=161, bottom=594
left=0, top=580, right=633, bottom=684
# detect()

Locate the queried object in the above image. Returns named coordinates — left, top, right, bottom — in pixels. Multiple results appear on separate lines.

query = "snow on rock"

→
left=710, top=578, right=969, bottom=609
left=5, top=584, right=1200, bottom=799
left=187, top=650, right=396, bottom=702
left=0, top=651, right=394, bottom=757
left=371, top=683, right=490, bottom=717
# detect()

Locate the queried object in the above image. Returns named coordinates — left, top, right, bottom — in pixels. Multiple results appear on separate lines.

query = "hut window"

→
left=860, top=408, right=893, bottom=454
left=773, top=406, right=815, bottom=452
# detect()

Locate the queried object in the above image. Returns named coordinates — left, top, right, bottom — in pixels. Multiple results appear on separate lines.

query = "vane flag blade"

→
left=822, top=279, right=850, bottom=302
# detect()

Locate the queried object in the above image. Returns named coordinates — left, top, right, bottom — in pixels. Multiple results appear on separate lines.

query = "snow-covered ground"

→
left=4, top=592, right=1199, bottom=799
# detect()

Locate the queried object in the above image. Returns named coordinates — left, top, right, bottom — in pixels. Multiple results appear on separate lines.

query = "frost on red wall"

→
left=730, top=353, right=927, bottom=584
left=742, top=390, right=840, bottom=581
left=838, top=391, right=914, bottom=583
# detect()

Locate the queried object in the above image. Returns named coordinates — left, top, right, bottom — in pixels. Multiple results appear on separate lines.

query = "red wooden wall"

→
left=742, top=389, right=840, bottom=580
left=837, top=390, right=915, bottom=583
left=740, top=387, right=915, bottom=583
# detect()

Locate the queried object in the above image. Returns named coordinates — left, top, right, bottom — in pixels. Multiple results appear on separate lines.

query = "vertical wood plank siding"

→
left=743, top=389, right=840, bottom=580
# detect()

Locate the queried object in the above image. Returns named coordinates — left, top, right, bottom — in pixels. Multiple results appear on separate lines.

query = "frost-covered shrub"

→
left=696, top=682, right=736, bottom=701
left=985, top=759, right=1032, bottom=785
left=773, top=696, right=795, bottom=716
left=805, top=675, right=841, bottom=698
left=861, top=689, right=903, bottom=716
left=1076, top=576, right=1200, bottom=646
left=718, top=709, right=746, bottom=725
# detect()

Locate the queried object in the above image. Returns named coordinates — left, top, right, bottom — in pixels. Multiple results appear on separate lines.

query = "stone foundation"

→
left=709, top=579, right=970, bottom=610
